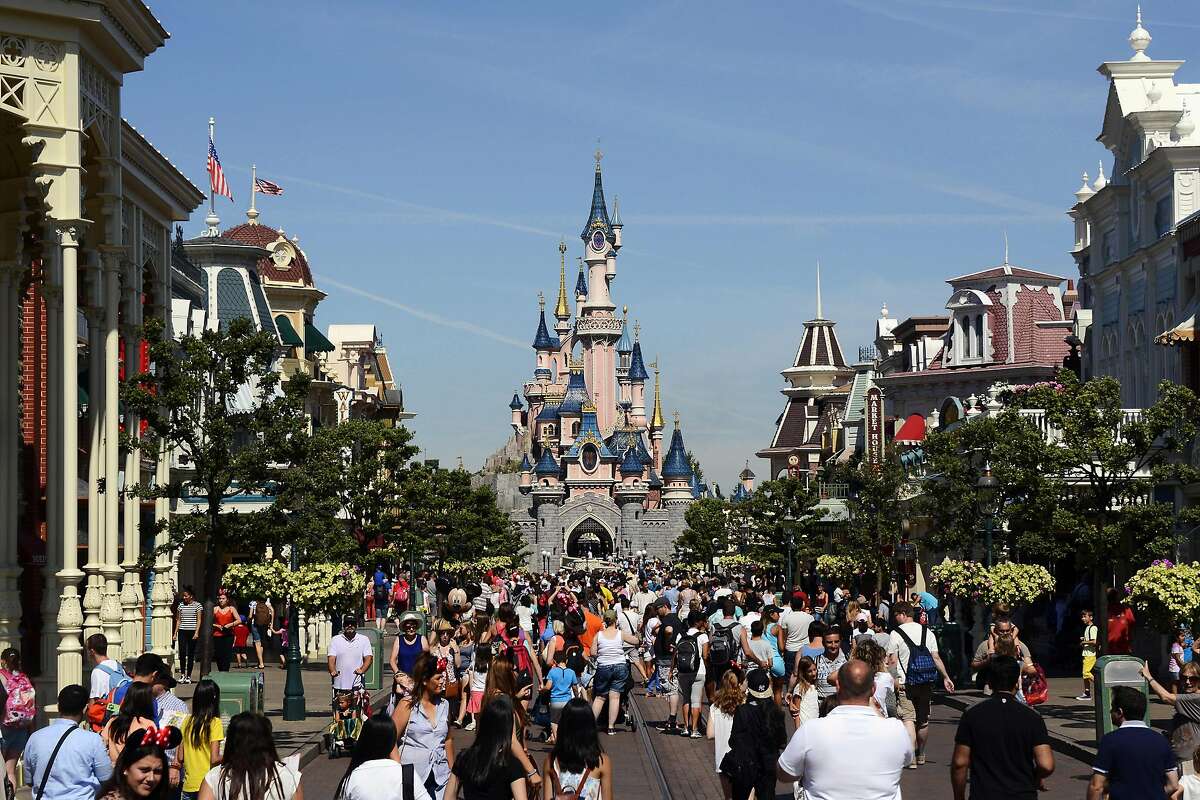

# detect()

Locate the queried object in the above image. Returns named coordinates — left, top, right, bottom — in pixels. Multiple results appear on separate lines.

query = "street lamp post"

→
left=541, top=549, right=550, bottom=573
left=282, top=545, right=305, bottom=721
left=975, top=462, right=1001, bottom=568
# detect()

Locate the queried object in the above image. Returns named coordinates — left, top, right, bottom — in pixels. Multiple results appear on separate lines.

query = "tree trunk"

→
left=198, top=505, right=224, bottom=676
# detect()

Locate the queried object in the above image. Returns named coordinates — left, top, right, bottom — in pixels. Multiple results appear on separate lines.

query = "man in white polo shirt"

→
left=778, top=659, right=912, bottom=800
left=327, top=615, right=373, bottom=691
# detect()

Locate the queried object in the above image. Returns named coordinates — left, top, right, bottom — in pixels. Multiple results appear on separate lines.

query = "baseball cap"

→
left=763, top=605, right=782, bottom=615
left=746, top=668, right=772, bottom=699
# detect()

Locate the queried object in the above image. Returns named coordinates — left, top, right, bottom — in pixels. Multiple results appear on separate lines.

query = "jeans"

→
left=593, top=663, right=628, bottom=695
left=214, top=635, right=233, bottom=672
left=178, top=632, right=198, bottom=676
left=646, top=663, right=662, bottom=694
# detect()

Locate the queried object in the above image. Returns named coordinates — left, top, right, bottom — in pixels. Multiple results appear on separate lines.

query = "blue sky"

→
left=124, top=1, right=1200, bottom=492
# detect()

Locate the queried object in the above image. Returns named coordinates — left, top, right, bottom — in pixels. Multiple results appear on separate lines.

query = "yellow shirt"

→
left=181, top=716, right=223, bottom=792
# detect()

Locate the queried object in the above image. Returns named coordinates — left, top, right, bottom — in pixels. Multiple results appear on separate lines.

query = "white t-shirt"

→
left=89, top=659, right=122, bottom=698
left=341, top=759, right=433, bottom=800
left=203, top=764, right=301, bottom=800
left=632, top=591, right=658, bottom=614
left=709, top=706, right=734, bottom=773
left=873, top=672, right=896, bottom=716
left=887, top=621, right=938, bottom=685
left=516, top=605, right=535, bottom=633
left=780, top=610, right=814, bottom=651
left=328, top=633, right=373, bottom=690
left=778, top=705, right=912, bottom=800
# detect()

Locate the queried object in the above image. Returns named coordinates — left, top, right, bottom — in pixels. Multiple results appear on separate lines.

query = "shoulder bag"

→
left=33, top=725, right=76, bottom=800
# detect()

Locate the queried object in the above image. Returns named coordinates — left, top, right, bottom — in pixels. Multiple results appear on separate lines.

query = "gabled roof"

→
left=947, top=264, right=1065, bottom=286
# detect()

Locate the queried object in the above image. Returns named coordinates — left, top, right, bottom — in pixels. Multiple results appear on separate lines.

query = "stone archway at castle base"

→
left=559, top=497, right=621, bottom=561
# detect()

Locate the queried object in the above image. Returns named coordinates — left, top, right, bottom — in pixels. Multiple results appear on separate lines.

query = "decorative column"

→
left=149, top=439, right=175, bottom=662
left=54, top=223, right=85, bottom=693
left=0, top=262, right=20, bottom=651
left=82, top=291, right=104, bottom=640
left=119, top=261, right=143, bottom=654
left=98, top=252, right=123, bottom=657
left=40, top=231, right=62, bottom=689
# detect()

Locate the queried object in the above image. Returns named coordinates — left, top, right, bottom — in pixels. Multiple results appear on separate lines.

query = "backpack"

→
left=500, top=627, right=532, bottom=674
left=551, top=762, right=592, bottom=800
left=85, top=662, right=132, bottom=732
left=709, top=621, right=737, bottom=667
left=373, top=582, right=389, bottom=603
left=0, top=670, right=34, bottom=727
left=253, top=603, right=271, bottom=626
left=675, top=633, right=701, bottom=673
left=563, top=636, right=587, bottom=676
left=394, top=583, right=410, bottom=603
left=894, top=625, right=938, bottom=686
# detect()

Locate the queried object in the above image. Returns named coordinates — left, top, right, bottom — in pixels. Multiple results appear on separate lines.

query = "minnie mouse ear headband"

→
left=127, top=724, right=183, bottom=751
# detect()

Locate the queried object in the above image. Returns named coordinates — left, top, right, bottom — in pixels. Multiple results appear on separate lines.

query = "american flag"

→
left=254, top=177, right=284, bottom=196
left=207, top=136, right=233, bottom=201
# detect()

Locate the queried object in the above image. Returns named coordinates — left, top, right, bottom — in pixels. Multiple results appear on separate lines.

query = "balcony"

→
left=1017, top=408, right=1144, bottom=444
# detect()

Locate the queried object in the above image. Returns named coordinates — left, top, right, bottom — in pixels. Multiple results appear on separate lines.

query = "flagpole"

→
left=204, top=116, right=220, bottom=237
left=247, top=163, right=259, bottom=224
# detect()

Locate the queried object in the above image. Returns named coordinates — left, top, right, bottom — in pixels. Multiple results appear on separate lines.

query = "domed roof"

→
left=222, top=223, right=315, bottom=287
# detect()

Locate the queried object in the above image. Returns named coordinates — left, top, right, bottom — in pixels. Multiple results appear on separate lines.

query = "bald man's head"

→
left=837, top=659, right=875, bottom=704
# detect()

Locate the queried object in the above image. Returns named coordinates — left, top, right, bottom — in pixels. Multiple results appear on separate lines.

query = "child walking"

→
left=464, top=646, right=491, bottom=731
left=1076, top=609, right=1098, bottom=701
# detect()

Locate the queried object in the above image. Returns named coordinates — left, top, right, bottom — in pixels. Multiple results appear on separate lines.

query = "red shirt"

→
left=1107, top=607, right=1135, bottom=654
left=578, top=610, right=604, bottom=651
left=213, top=606, right=237, bottom=637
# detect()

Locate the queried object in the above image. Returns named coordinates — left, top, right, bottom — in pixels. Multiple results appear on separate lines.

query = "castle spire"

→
left=651, top=361, right=665, bottom=429
left=580, top=150, right=612, bottom=241
left=574, top=256, right=588, bottom=299
left=533, top=292, right=555, bottom=350
left=554, top=239, right=570, bottom=320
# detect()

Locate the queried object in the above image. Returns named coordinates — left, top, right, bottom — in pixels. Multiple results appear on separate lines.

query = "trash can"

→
left=206, top=670, right=265, bottom=728
left=1093, top=655, right=1149, bottom=741
left=359, top=627, right=384, bottom=690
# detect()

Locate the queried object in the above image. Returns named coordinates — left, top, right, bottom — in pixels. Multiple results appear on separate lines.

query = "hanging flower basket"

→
left=815, top=554, right=867, bottom=583
left=1125, top=560, right=1200, bottom=632
left=929, top=559, right=1053, bottom=606
left=221, top=561, right=292, bottom=601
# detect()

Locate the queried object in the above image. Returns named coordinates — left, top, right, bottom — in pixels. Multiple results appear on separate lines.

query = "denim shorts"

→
left=592, top=663, right=628, bottom=695
left=0, top=726, right=28, bottom=755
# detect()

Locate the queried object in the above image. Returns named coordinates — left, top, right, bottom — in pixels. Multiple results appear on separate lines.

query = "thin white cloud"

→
left=837, top=0, right=979, bottom=38
left=633, top=211, right=1060, bottom=227
left=314, top=274, right=528, bottom=351
left=228, top=166, right=561, bottom=239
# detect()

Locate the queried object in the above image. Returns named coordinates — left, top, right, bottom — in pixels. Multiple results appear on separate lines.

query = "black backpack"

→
left=563, top=636, right=586, bottom=675
left=709, top=621, right=737, bottom=666
left=675, top=633, right=701, bottom=673
left=373, top=582, right=388, bottom=603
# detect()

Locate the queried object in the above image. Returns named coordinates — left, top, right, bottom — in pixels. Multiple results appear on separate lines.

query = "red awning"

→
left=894, top=413, right=927, bottom=444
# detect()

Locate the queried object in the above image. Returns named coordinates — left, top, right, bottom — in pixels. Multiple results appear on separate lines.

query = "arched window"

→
left=572, top=421, right=580, bottom=436
left=961, top=316, right=972, bottom=358
left=974, top=314, right=985, bottom=358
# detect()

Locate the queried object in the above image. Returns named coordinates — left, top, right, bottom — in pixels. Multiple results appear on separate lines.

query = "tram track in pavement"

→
left=629, top=691, right=674, bottom=800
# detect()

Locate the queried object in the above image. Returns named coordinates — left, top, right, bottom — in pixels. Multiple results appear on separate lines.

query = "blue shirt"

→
left=663, top=588, right=680, bottom=612
left=547, top=666, right=579, bottom=703
left=1093, top=722, right=1177, bottom=800
left=24, top=718, right=112, bottom=800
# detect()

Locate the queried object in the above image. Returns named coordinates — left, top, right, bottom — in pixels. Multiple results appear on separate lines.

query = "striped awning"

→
left=1156, top=301, right=1197, bottom=346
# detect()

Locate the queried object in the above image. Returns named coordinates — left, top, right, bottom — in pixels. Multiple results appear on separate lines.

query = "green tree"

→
left=745, top=477, right=827, bottom=571
left=1003, top=372, right=1200, bottom=649
left=829, top=449, right=911, bottom=590
left=123, top=316, right=309, bottom=673
left=676, top=497, right=729, bottom=563
left=240, top=418, right=420, bottom=565
left=686, top=450, right=704, bottom=484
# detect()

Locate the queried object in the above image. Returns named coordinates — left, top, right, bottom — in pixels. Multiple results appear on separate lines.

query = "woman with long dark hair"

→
left=336, top=713, right=431, bottom=800
left=103, top=682, right=158, bottom=764
left=177, top=679, right=222, bottom=800
left=393, top=652, right=454, bottom=800
left=445, top=695, right=527, bottom=800
left=541, top=699, right=610, bottom=800
left=196, top=712, right=301, bottom=800
left=96, top=725, right=182, bottom=800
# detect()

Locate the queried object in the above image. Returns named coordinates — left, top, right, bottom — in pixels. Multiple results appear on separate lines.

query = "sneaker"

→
left=1074, top=694, right=1092, bottom=701
left=689, top=730, right=702, bottom=739
left=464, top=721, right=476, bottom=732
left=606, top=728, right=617, bottom=736
left=660, top=724, right=678, bottom=735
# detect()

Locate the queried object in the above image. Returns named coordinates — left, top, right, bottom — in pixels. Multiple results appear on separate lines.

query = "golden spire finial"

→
left=651, top=359, right=665, bottom=430
left=554, top=241, right=570, bottom=319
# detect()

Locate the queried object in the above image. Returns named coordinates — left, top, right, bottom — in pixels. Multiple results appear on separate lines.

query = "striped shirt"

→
left=177, top=602, right=203, bottom=631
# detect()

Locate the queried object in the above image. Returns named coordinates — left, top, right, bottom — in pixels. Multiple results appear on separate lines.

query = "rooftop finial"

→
left=246, top=163, right=260, bottom=224
left=1130, top=5, right=1151, bottom=61
left=673, top=410, right=681, bottom=429
left=554, top=240, right=570, bottom=320
left=594, top=145, right=604, bottom=171
left=1177, top=99, right=1196, bottom=138
left=634, top=320, right=641, bottom=341
left=1093, top=161, right=1108, bottom=190
left=1003, top=230, right=1009, bottom=266
left=623, top=305, right=628, bottom=318
left=1075, top=171, right=1095, bottom=202
left=815, top=260, right=823, bottom=320
left=538, top=291, right=545, bottom=313
left=611, top=195, right=622, bottom=227
left=651, top=359, right=665, bottom=430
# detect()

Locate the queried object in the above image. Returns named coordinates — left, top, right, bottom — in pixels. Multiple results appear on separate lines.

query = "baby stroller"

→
left=326, top=676, right=370, bottom=758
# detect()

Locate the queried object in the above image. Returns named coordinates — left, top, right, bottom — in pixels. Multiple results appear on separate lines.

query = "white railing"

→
left=1017, top=408, right=1143, bottom=444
